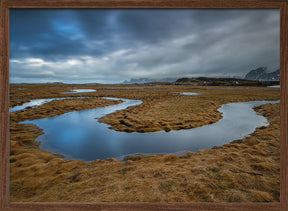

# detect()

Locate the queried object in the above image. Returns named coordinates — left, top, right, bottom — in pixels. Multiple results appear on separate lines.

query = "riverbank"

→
left=10, top=97, right=122, bottom=122
left=10, top=83, right=280, bottom=132
left=9, top=84, right=280, bottom=202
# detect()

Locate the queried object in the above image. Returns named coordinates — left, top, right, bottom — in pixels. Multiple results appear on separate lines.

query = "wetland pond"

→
left=267, top=85, right=280, bottom=88
left=19, top=97, right=279, bottom=161
left=9, top=96, right=95, bottom=112
left=10, top=89, right=97, bottom=112
left=179, top=92, right=200, bottom=95
left=172, top=92, right=200, bottom=95
left=60, top=89, right=96, bottom=93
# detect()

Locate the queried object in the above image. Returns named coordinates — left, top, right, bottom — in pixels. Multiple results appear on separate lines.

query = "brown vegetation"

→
left=10, top=97, right=122, bottom=123
left=9, top=83, right=280, bottom=202
left=99, top=86, right=279, bottom=132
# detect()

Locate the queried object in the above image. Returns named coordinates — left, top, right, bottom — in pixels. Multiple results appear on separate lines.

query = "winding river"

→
left=10, top=97, right=96, bottom=113
left=19, top=97, right=278, bottom=161
left=10, top=89, right=98, bottom=112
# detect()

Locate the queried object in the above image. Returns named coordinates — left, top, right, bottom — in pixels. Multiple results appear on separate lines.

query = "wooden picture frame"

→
left=1, top=0, right=287, bottom=210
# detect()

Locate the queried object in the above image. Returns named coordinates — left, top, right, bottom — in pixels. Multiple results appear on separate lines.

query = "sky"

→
left=9, top=9, right=280, bottom=84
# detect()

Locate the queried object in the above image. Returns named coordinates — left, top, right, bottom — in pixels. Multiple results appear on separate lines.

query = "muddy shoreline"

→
left=9, top=84, right=280, bottom=202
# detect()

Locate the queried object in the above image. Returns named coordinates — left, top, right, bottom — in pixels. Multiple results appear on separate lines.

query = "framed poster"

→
left=1, top=0, right=287, bottom=210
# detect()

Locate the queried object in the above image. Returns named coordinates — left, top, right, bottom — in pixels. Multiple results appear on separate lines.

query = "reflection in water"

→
left=174, top=92, right=200, bottom=95
left=9, top=97, right=95, bottom=113
left=21, top=98, right=278, bottom=161
left=60, top=89, right=96, bottom=93
left=180, top=92, right=200, bottom=95
left=267, top=85, right=280, bottom=88
left=10, top=99, right=56, bottom=113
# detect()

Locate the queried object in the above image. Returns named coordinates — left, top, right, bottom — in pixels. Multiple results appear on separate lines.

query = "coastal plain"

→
left=9, top=83, right=280, bottom=202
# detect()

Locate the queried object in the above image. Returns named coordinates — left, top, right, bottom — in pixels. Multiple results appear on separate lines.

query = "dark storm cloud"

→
left=9, top=9, right=279, bottom=83
left=10, top=9, right=92, bottom=60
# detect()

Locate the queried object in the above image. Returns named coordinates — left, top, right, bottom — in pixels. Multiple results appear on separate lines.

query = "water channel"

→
left=19, top=97, right=278, bottom=161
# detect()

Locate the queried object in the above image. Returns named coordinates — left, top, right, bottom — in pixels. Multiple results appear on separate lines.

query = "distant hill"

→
left=244, top=67, right=280, bottom=81
left=123, top=77, right=177, bottom=84
left=175, top=76, right=279, bottom=86
left=176, top=77, right=244, bottom=83
left=123, top=66, right=280, bottom=85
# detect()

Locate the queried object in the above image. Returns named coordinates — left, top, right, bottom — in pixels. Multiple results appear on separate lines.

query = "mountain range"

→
left=122, top=67, right=280, bottom=84
left=244, top=67, right=280, bottom=81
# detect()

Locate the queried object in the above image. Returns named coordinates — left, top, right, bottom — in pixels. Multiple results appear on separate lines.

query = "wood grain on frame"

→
left=280, top=1, right=288, bottom=211
left=1, top=0, right=287, bottom=210
left=0, top=0, right=9, bottom=210
left=2, top=0, right=288, bottom=8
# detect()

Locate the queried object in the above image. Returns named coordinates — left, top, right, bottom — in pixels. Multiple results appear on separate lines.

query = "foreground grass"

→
left=9, top=84, right=280, bottom=202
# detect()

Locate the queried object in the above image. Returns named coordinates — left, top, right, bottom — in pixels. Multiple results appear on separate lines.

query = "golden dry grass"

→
left=9, top=83, right=280, bottom=202
left=99, top=86, right=279, bottom=132
left=10, top=97, right=122, bottom=123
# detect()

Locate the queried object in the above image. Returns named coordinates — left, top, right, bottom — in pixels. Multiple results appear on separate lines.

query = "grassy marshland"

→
left=9, top=83, right=280, bottom=202
left=10, top=98, right=122, bottom=122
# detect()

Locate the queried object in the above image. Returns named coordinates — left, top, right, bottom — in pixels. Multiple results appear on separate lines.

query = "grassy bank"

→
left=9, top=84, right=280, bottom=202
left=10, top=83, right=279, bottom=132
left=10, top=97, right=122, bottom=122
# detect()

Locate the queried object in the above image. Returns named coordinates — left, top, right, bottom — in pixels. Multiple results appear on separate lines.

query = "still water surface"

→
left=9, top=96, right=95, bottom=113
left=176, top=92, right=200, bottom=95
left=10, top=89, right=97, bottom=112
left=10, top=98, right=56, bottom=112
left=21, top=98, right=278, bottom=161
left=267, top=85, right=280, bottom=88
left=60, top=89, right=96, bottom=93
